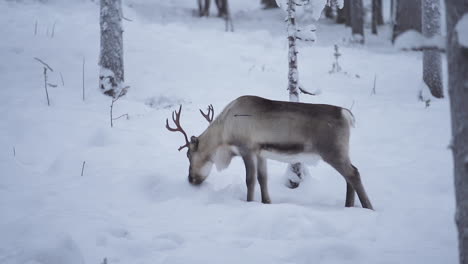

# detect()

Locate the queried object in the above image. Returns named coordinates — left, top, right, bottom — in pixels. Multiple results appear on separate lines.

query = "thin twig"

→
left=371, top=74, right=377, bottom=95
left=81, top=161, right=86, bottom=176
left=13, top=147, right=16, bottom=157
left=34, top=20, right=37, bottom=36
left=299, top=86, right=317, bottom=96
left=43, top=67, right=50, bottom=106
left=113, top=114, right=129, bottom=121
left=60, top=72, right=65, bottom=86
left=350, top=100, right=355, bottom=110
left=51, top=21, right=56, bottom=38
left=110, top=87, right=129, bottom=127
left=34, top=57, right=53, bottom=72
left=122, top=16, right=133, bottom=22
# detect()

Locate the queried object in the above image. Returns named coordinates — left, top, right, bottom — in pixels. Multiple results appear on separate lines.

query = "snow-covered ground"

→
left=0, top=0, right=456, bottom=263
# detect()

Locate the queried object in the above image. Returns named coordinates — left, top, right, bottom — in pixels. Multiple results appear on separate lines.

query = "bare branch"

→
left=299, top=86, right=317, bottom=96
left=34, top=57, right=54, bottom=72
left=81, top=161, right=86, bottom=176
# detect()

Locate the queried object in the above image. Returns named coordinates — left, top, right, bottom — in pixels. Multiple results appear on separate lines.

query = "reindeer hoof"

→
left=262, top=199, right=271, bottom=204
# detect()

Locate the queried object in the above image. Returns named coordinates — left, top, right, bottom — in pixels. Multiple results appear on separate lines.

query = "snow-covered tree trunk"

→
left=392, top=0, right=422, bottom=42
left=99, top=0, right=125, bottom=97
left=287, top=0, right=299, bottom=102
left=422, top=0, right=443, bottom=98
left=285, top=0, right=308, bottom=188
left=445, top=1, right=468, bottom=262
left=351, top=0, right=364, bottom=43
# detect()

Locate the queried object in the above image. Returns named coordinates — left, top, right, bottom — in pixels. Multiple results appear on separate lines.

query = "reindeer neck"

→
left=198, top=120, right=223, bottom=157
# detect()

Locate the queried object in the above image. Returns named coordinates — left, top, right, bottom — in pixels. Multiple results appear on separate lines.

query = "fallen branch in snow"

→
left=81, top=161, right=86, bottom=176
left=110, top=87, right=129, bottom=128
left=298, top=86, right=319, bottom=96
left=51, top=21, right=57, bottom=38
left=60, top=72, right=65, bottom=86
left=371, top=74, right=377, bottom=95
left=34, top=57, right=53, bottom=72
left=122, top=16, right=133, bottom=22
left=34, top=57, right=54, bottom=106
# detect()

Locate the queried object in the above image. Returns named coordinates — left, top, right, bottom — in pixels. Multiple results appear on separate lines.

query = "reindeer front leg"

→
left=241, top=153, right=257, bottom=202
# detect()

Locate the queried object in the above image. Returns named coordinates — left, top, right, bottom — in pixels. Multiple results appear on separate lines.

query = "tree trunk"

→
left=372, top=0, right=378, bottom=34
left=372, top=0, right=383, bottom=34
left=261, top=0, right=278, bottom=9
left=392, top=0, right=422, bottom=42
left=344, top=0, right=352, bottom=27
left=376, top=0, right=384, bottom=25
left=351, top=0, right=364, bottom=43
left=445, top=1, right=468, bottom=263
left=422, top=0, right=443, bottom=98
left=285, top=0, right=307, bottom=188
left=336, top=1, right=347, bottom=24
left=99, top=0, right=125, bottom=97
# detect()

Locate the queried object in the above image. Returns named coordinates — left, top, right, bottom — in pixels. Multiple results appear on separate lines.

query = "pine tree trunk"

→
left=285, top=0, right=307, bottom=188
left=344, top=0, right=352, bottom=27
left=372, top=0, right=378, bottom=34
left=422, top=0, right=443, bottom=98
left=99, top=0, right=125, bottom=97
left=351, top=0, right=364, bottom=43
left=445, top=1, right=468, bottom=263
left=376, top=0, right=384, bottom=25
left=392, top=0, right=422, bottom=42
left=336, top=1, right=347, bottom=24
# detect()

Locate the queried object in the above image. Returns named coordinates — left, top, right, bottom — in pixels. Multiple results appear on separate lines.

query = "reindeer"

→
left=166, top=96, right=373, bottom=210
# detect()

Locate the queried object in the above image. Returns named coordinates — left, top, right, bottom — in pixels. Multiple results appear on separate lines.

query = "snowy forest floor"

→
left=0, top=0, right=456, bottom=263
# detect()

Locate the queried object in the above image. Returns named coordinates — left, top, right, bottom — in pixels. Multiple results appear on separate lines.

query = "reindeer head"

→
left=166, top=104, right=214, bottom=185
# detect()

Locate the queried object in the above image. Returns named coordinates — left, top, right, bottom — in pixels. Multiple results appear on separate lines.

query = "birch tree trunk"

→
left=285, top=0, right=308, bottom=188
left=422, top=0, right=443, bottom=98
left=445, top=1, right=468, bottom=262
left=351, top=0, right=364, bottom=43
left=99, top=0, right=125, bottom=97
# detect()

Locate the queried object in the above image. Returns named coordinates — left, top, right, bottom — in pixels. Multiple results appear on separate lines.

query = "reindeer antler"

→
left=199, top=104, right=214, bottom=123
left=166, top=105, right=190, bottom=151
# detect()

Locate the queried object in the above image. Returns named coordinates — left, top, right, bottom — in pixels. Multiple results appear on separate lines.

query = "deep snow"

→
left=0, top=0, right=456, bottom=263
